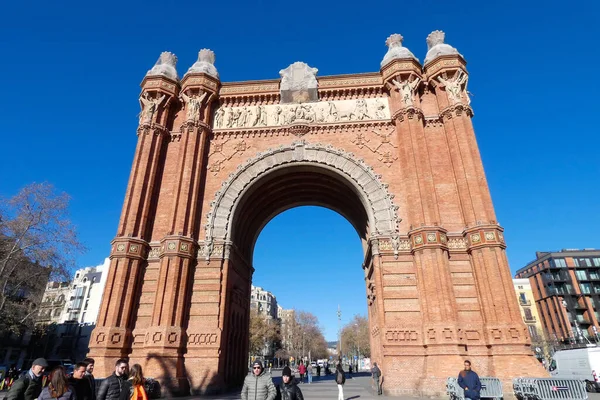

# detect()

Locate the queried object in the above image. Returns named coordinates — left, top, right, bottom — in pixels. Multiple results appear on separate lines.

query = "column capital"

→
left=159, top=236, right=198, bottom=259
left=407, top=225, right=449, bottom=252
left=110, top=237, right=149, bottom=260
left=463, top=224, right=506, bottom=251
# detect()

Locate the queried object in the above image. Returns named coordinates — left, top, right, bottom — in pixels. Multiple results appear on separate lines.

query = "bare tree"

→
left=0, top=183, right=84, bottom=334
left=280, top=310, right=328, bottom=361
left=249, top=308, right=281, bottom=356
left=340, top=314, right=370, bottom=358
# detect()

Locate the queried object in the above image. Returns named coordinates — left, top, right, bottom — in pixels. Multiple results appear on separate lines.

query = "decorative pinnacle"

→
left=426, top=30, right=446, bottom=50
left=385, top=34, right=404, bottom=48
left=146, top=51, right=179, bottom=80
left=198, top=49, right=215, bottom=65
left=158, top=51, right=178, bottom=67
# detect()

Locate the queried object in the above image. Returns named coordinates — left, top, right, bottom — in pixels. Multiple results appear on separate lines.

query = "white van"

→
left=549, top=346, right=600, bottom=392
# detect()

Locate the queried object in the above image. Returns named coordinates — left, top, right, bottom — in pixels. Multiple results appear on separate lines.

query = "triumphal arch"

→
left=89, top=31, right=545, bottom=396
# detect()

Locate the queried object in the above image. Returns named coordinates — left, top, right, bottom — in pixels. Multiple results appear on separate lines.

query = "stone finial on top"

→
left=424, top=30, right=461, bottom=65
left=279, top=62, right=319, bottom=103
left=381, top=34, right=418, bottom=67
left=185, top=49, right=219, bottom=79
left=146, top=51, right=179, bottom=81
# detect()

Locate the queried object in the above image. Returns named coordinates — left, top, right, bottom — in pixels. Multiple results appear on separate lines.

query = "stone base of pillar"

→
left=381, top=350, right=548, bottom=397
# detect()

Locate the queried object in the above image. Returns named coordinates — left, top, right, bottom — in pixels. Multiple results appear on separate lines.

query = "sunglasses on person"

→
left=253, top=367, right=262, bottom=370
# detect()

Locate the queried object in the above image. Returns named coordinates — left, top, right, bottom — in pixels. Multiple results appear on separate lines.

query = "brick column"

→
left=134, top=64, right=220, bottom=394
left=381, top=56, right=463, bottom=393
left=88, top=68, right=179, bottom=377
left=425, top=53, right=546, bottom=380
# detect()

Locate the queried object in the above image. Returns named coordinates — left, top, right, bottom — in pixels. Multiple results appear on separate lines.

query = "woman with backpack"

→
left=125, top=364, right=148, bottom=400
left=335, top=363, right=345, bottom=400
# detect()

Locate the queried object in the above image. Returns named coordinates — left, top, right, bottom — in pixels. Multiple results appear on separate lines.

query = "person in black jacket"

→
left=83, top=358, right=97, bottom=400
left=97, top=359, right=129, bottom=400
left=278, top=367, right=303, bottom=400
left=69, top=362, right=93, bottom=400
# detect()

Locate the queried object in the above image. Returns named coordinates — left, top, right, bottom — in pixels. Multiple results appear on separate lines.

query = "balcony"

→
left=523, top=316, right=537, bottom=323
left=520, top=299, right=532, bottom=306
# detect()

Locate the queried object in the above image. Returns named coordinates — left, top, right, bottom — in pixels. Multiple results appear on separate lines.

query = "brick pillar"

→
left=426, top=54, right=547, bottom=382
left=88, top=71, right=178, bottom=377
left=134, top=68, right=220, bottom=395
left=381, top=58, right=464, bottom=394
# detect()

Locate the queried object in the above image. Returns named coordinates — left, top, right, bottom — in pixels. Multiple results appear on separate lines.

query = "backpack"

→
left=336, top=370, right=345, bottom=385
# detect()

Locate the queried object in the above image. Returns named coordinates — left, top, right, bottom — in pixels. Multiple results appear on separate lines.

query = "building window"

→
left=524, top=308, right=534, bottom=321
left=554, top=258, right=567, bottom=268
left=576, top=270, right=588, bottom=280
left=593, top=258, right=600, bottom=267
left=580, top=283, right=592, bottom=294
left=528, top=325, right=539, bottom=340
left=53, top=308, right=61, bottom=317
left=519, top=293, right=527, bottom=304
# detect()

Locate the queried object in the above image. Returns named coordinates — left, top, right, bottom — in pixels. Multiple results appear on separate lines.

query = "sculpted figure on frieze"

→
left=437, top=70, right=468, bottom=104
left=214, top=107, right=225, bottom=128
left=180, top=90, right=208, bottom=123
left=139, top=92, right=166, bottom=125
left=392, top=74, right=421, bottom=107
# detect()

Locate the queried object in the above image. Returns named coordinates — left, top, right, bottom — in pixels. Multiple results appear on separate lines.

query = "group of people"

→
left=6, top=357, right=152, bottom=400
left=6, top=357, right=96, bottom=400
left=240, top=359, right=350, bottom=400
left=241, top=358, right=481, bottom=400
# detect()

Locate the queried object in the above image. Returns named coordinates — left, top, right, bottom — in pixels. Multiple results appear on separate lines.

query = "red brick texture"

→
left=88, top=55, right=546, bottom=396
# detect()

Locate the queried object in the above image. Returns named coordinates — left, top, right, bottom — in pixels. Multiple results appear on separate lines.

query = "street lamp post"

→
left=354, top=323, right=360, bottom=371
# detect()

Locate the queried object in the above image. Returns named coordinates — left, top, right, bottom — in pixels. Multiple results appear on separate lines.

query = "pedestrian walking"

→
left=316, top=364, right=321, bottom=378
left=125, top=364, right=148, bottom=400
left=69, top=362, right=93, bottom=400
left=97, top=359, right=129, bottom=400
left=307, top=363, right=312, bottom=384
left=241, top=360, right=276, bottom=400
left=83, top=358, right=97, bottom=400
left=6, top=357, right=48, bottom=400
left=278, top=367, right=304, bottom=400
left=297, top=362, right=306, bottom=384
left=335, top=363, right=345, bottom=400
left=348, top=364, right=353, bottom=376
left=457, top=360, right=481, bottom=400
left=38, top=366, right=75, bottom=400
left=371, top=362, right=382, bottom=395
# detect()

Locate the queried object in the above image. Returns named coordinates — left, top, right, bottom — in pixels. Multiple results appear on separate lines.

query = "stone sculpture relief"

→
left=392, top=75, right=421, bottom=107
left=180, top=90, right=208, bottom=123
left=437, top=70, right=468, bottom=105
left=213, top=97, right=391, bottom=129
left=139, top=92, right=166, bottom=125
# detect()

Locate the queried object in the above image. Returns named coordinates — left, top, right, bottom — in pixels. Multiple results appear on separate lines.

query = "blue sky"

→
left=1, top=1, right=598, bottom=340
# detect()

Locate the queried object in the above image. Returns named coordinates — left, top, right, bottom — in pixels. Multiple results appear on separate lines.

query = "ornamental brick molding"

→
left=89, top=33, right=547, bottom=398
left=205, top=140, right=400, bottom=245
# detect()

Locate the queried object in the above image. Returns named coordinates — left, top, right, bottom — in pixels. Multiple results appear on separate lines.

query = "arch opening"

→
left=232, top=164, right=371, bottom=262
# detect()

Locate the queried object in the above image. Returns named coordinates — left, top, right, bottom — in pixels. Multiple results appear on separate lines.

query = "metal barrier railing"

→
left=447, top=376, right=503, bottom=399
left=513, top=377, right=588, bottom=400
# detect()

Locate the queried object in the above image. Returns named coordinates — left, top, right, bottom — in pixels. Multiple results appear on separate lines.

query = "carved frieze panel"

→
left=213, top=98, right=391, bottom=130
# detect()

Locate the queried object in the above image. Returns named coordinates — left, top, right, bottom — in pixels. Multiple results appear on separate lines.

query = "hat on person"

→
left=252, top=360, right=263, bottom=369
left=32, top=358, right=49, bottom=368
left=282, top=366, right=292, bottom=377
